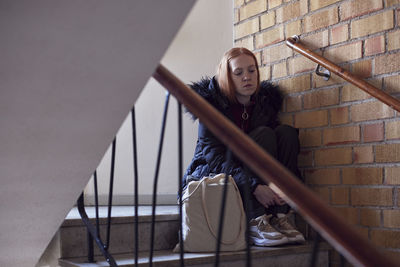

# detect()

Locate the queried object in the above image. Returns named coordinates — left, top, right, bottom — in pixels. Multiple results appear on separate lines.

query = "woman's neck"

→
left=236, top=95, right=251, bottom=106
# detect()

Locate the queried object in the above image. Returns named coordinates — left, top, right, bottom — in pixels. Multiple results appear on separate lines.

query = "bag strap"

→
left=201, top=175, right=245, bottom=245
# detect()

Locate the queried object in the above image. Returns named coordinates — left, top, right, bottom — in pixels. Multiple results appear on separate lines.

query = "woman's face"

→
left=229, top=54, right=258, bottom=104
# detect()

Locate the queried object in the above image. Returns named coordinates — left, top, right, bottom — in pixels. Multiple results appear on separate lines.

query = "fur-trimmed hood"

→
left=187, top=76, right=283, bottom=121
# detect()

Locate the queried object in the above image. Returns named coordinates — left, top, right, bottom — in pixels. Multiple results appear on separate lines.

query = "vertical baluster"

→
left=94, top=171, right=101, bottom=239
left=243, top=175, right=252, bottom=267
left=105, top=138, right=116, bottom=251
left=131, top=107, right=139, bottom=267
left=177, top=101, right=184, bottom=266
left=214, top=151, right=232, bottom=267
left=309, top=231, right=321, bottom=267
left=149, top=92, right=170, bottom=267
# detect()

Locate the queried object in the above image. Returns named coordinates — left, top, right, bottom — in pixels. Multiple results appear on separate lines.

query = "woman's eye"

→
left=234, top=71, right=242, bottom=76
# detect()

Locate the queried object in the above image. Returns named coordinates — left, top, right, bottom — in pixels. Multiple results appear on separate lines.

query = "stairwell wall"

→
left=234, top=0, right=400, bottom=263
left=84, top=0, right=234, bottom=205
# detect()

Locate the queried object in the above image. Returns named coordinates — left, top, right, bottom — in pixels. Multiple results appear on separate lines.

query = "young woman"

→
left=182, top=47, right=304, bottom=246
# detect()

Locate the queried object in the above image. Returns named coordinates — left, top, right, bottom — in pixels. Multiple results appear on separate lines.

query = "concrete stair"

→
left=56, top=206, right=331, bottom=267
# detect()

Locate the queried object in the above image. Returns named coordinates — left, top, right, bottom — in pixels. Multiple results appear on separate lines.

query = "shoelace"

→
left=257, top=215, right=275, bottom=232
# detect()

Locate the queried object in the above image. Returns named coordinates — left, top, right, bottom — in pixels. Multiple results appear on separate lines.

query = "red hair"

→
left=216, top=47, right=260, bottom=103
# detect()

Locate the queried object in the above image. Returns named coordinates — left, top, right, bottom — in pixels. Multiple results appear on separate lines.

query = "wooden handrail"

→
left=286, top=36, right=400, bottom=112
left=153, top=64, right=397, bottom=267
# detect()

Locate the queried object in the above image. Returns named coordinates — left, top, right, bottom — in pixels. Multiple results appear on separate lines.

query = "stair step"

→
left=59, top=243, right=330, bottom=267
left=60, top=206, right=179, bottom=259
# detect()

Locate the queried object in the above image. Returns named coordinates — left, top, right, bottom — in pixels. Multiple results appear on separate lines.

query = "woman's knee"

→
left=249, top=126, right=277, bottom=156
left=275, top=125, right=299, bottom=144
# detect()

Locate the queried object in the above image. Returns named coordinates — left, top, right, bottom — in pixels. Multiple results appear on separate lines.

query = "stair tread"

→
left=63, top=205, right=179, bottom=226
left=60, top=242, right=331, bottom=266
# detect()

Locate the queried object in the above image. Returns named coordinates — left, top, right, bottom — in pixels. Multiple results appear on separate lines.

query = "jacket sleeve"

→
left=198, top=122, right=261, bottom=193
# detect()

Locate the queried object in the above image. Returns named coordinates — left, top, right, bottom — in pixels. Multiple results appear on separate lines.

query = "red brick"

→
left=272, top=61, right=287, bottom=79
left=376, top=144, right=400, bottom=162
left=299, top=129, right=322, bottom=147
left=268, top=0, right=282, bottom=9
left=351, top=188, right=393, bottom=206
left=351, top=10, right=394, bottom=39
left=285, top=20, right=302, bottom=37
left=279, top=74, right=311, bottom=94
left=303, top=7, right=339, bottom=33
left=360, top=208, right=381, bottom=227
left=255, top=27, right=284, bottom=48
left=331, top=24, right=348, bottom=45
left=289, top=56, right=315, bottom=75
left=384, top=75, right=400, bottom=93
left=331, top=187, right=349, bottom=205
left=363, top=123, right=384, bottom=142
left=385, top=167, right=400, bottom=185
left=365, top=35, right=385, bottom=56
left=333, top=207, right=359, bottom=224
left=310, top=0, right=341, bottom=11
left=323, top=126, right=360, bottom=146
left=342, top=168, right=383, bottom=185
left=262, top=43, right=292, bottom=64
left=304, top=168, right=340, bottom=185
left=383, top=210, right=400, bottom=228
left=352, top=60, right=372, bottom=78
left=295, top=110, right=328, bottom=128
left=388, top=30, right=400, bottom=51
left=235, top=17, right=260, bottom=39
left=234, top=36, right=253, bottom=50
left=330, top=107, right=349, bottom=125
left=324, top=41, right=362, bottom=64
left=310, top=186, right=330, bottom=203
left=301, top=30, right=329, bottom=50
left=354, top=146, right=374, bottom=164
left=276, top=1, right=307, bottom=23
left=315, top=147, right=352, bottom=166
left=351, top=101, right=394, bottom=122
left=285, top=95, right=302, bottom=112
left=341, top=84, right=371, bottom=103
left=385, top=121, right=400, bottom=140
left=387, top=0, right=400, bottom=7
left=340, top=0, right=383, bottom=21
left=259, top=65, right=271, bottom=80
left=240, top=0, right=267, bottom=20
left=371, top=229, right=400, bottom=248
left=260, top=12, right=275, bottom=30
left=303, top=88, right=339, bottom=109
left=375, top=53, right=400, bottom=75
left=298, top=150, right=313, bottom=167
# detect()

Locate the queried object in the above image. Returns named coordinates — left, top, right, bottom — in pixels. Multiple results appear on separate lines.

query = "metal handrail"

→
left=153, top=64, right=398, bottom=267
left=286, top=35, right=400, bottom=112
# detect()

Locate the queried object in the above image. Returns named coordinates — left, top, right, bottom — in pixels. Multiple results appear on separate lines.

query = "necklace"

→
left=242, top=105, right=249, bottom=120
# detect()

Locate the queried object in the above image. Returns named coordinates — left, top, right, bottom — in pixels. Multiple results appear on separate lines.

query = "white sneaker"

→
left=270, top=211, right=305, bottom=244
left=249, top=214, right=290, bottom=246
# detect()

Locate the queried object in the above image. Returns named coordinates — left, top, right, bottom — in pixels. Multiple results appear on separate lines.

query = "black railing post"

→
left=77, top=193, right=118, bottom=266
left=87, top=229, right=95, bottom=263
left=131, top=107, right=140, bottom=267
left=149, top=92, right=171, bottom=267
left=177, top=101, right=184, bottom=266
left=105, top=138, right=116, bottom=251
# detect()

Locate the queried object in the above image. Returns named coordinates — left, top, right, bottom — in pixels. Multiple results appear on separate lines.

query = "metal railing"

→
left=75, top=61, right=398, bottom=267
left=286, top=35, right=400, bottom=112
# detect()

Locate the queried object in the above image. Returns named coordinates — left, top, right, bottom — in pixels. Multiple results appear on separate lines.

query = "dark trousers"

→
left=244, top=125, right=302, bottom=219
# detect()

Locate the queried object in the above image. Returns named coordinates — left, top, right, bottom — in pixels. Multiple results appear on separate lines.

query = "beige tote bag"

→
left=176, top=173, right=246, bottom=252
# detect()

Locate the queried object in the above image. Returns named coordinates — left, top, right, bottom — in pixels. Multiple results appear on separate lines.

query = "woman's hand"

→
left=253, top=184, right=286, bottom=208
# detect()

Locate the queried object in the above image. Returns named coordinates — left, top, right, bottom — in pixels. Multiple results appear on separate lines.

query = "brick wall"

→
left=234, top=0, right=400, bottom=262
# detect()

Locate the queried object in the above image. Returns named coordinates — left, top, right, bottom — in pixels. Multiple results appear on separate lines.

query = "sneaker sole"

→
left=252, top=237, right=290, bottom=247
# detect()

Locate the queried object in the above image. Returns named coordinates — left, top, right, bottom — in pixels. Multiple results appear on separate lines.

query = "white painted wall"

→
left=85, top=0, right=234, bottom=204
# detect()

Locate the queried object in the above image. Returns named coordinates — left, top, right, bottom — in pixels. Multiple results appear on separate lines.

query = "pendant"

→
left=242, top=110, right=249, bottom=120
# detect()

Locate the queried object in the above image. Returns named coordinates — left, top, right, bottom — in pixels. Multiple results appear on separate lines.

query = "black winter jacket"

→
left=183, top=76, right=283, bottom=193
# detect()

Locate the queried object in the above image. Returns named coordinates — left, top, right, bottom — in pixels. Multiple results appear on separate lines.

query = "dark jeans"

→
left=243, top=125, right=302, bottom=219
